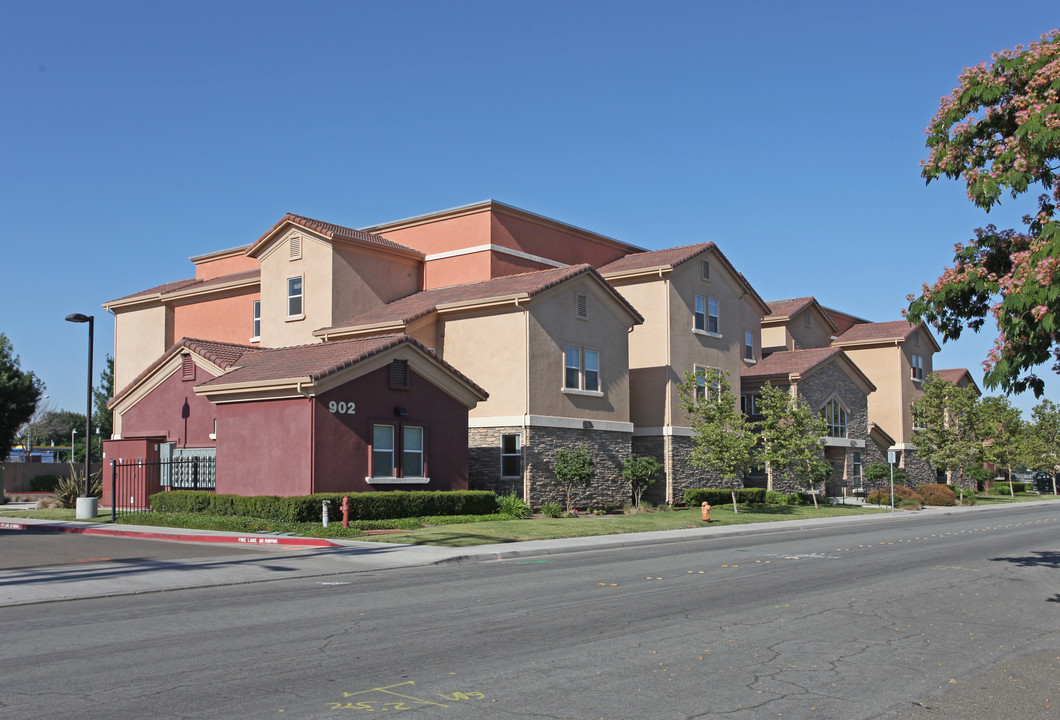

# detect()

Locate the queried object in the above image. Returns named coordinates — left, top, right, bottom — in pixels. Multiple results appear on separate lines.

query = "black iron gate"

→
left=109, top=456, right=216, bottom=520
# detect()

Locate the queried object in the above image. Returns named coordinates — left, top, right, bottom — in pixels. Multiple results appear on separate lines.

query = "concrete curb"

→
left=0, top=519, right=341, bottom=547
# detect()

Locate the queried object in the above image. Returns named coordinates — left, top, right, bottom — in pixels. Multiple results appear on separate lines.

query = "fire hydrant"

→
left=341, top=496, right=351, bottom=528
left=701, top=502, right=712, bottom=522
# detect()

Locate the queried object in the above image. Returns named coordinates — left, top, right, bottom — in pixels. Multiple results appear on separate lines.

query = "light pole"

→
left=71, top=428, right=77, bottom=464
left=65, top=313, right=94, bottom=518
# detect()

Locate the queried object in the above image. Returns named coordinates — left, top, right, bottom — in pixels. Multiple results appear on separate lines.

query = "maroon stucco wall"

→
left=312, top=365, right=470, bottom=493
left=101, top=438, right=163, bottom=508
left=215, top=399, right=314, bottom=496
left=119, top=366, right=218, bottom=447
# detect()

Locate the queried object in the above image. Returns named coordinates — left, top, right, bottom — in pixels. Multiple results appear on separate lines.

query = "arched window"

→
left=823, top=398, right=847, bottom=438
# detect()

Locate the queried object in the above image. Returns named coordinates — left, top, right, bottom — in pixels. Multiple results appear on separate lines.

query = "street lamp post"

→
left=71, top=428, right=77, bottom=464
left=65, top=313, right=95, bottom=519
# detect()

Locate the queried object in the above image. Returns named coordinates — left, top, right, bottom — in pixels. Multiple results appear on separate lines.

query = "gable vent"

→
left=181, top=355, right=196, bottom=381
left=576, top=292, right=588, bottom=319
left=290, top=235, right=302, bottom=260
left=391, top=359, right=409, bottom=388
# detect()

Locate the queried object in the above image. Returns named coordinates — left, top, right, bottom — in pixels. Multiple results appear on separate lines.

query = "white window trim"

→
left=743, top=330, right=755, bottom=362
left=500, top=433, right=522, bottom=478
left=822, top=397, right=849, bottom=439
left=369, top=422, right=429, bottom=482
left=286, top=275, right=304, bottom=321
left=563, top=346, right=603, bottom=395
left=250, top=300, right=261, bottom=343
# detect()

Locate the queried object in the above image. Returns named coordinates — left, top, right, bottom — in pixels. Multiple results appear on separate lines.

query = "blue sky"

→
left=3, top=0, right=1058, bottom=419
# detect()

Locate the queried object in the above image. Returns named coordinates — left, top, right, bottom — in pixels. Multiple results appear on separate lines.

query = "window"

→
left=251, top=301, right=260, bottom=340
left=701, top=259, right=711, bottom=280
left=564, top=347, right=601, bottom=393
left=852, top=451, right=862, bottom=482
left=911, top=354, right=925, bottom=381
left=371, top=424, right=395, bottom=477
left=741, top=392, right=762, bottom=417
left=287, top=277, right=303, bottom=318
left=694, top=295, right=706, bottom=331
left=823, top=398, right=847, bottom=438
left=576, top=292, right=588, bottom=319
left=694, top=366, right=720, bottom=401
left=744, top=331, right=754, bottom=361
left=372, top=423, right=426, bottom=479
left=501, top=434, right=522, bottom=477
left=402, top=426, right=424, bottom=477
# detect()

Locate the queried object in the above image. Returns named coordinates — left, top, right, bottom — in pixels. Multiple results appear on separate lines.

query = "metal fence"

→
left=109, top=456, right=216, bottom=521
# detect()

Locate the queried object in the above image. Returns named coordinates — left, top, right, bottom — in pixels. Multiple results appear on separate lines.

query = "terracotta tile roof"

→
left=763, top=297, right=815, bottom=320
left=741, top=348, right=844, bottom=379
left=934, top=368, right=969, bottom=384
left=321, top=264, right=642, bottom=332
left=109, top=338, right=260, bottom=407
left=833, top=320, right=918, bottom=345
left=104, top=270, right=260, bottom=307
left=597, top=243, right=715, bottom=274
left=249, top=213, right=423, bottom=257
left=196, top=334, right=487, bottom=398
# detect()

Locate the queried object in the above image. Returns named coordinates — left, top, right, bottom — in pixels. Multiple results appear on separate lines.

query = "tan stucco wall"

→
left=258, top=228, right=332, bottom=347
left=786, top=306, right=835, bottom=349
left=440, top=309, right=528, bottom=417
left=609, top=277, right=671, bottom=428
left=171, top=289, right=261, bottom=346
left=761, top=324, right=793, bottom=352
left=193, top=253, right=258, bottom=280
left=331, top=244, right=420, bottom=328
left=526, top=279, right=632, bottom=422
left=113, top=304, right=171, bottom=393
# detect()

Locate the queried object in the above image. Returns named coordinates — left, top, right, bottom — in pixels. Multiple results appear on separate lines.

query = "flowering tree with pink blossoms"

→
left=907, top=29, right=1060, bottom=397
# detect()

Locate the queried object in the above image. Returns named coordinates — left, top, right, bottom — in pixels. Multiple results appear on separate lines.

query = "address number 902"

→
left=329, top=401, right=356, bottom=415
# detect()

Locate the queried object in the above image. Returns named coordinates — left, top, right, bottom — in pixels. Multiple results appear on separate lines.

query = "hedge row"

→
left=988, top=481, right=1028, bottom=494
left=684, top=488, right=767, bottom=506
left=148, top=490, right=499, bottom=522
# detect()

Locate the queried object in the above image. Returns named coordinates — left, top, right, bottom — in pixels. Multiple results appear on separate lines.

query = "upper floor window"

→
left=287, top=276, right=303, bottom=318
left=251, top=301, right=261, bottom=340
left=694, top=365, right=720, bottom=401
left=823, top=398, right=848, bottom=438
left=911, top=354, right=925, bottom=381
left=744, top=331, right=754, bottom=361
left=694, top=295, right=720, bottom=335
left=564, top=346, right=601, bottom=394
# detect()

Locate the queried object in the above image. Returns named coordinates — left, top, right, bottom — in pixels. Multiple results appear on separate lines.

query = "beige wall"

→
left=609, top=278, right=670, bottom=427
left=113, top=304, right=171, bottom=393
left=331, top=243, right=420, bottom=328
left=258, top=228, right=333, bottom=347
left=761, top=323, right=793, bottom=352
left=440, top=308, right=528, bottom=417
left=786, top=306, right=835, bottom=349
left=527, top=279, right=631, bottom=421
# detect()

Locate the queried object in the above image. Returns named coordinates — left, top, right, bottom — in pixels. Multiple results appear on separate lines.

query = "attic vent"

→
left=391, top=359, right=409, bottom=388
left=290, top=235, right=302, bottom=261
left=181, top=355, right=196, bottom=381
left=576, top=292, right=588, bottom=319
left=701, top=260, right=711, bottom=281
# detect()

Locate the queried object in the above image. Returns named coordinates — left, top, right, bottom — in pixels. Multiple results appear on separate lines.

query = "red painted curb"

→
left=0, top=521, right=339, bottom=547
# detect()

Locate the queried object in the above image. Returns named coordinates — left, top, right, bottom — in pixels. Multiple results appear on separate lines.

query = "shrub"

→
left=684, top=488, right=766, bottom=506
left=51, top=465, right=102, bottom=509
left=988, top=481, right=1027, bottom=494
left=765, top=490, right=794, bottom=505
left=149, top=490, right=499, bottom=521
left=30, top=475, right=62, bottom=492
left=864, top=463, right=909, bottom=488
left=916, top=484, right=957, bottom=507
left=897, top=498, right=922, bottom=510
left=866, top=485, right=925, bottom=506
left=497, top=492, right=531, bottom=519
left=539, top=502, right=563, bottom=518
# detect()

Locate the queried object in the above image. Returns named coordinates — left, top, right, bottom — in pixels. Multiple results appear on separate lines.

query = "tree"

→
left=0, top=333, right=45, bottom=462
left=907, top=29, right=1060, bottom=397
left=622, top=453, right=662, bottom=510
left=678, top=368, right=758, bottom=513
left=910, top=374, right=984, bottom=489
left=979, top=395, right=1025, bottom=497
left=1029, top=399, right=1060, bottom=494
left=553, top=446, right=594, bottom=516
left=14, top=396, right=52, bottom=462
left=755, top=384, right=831, bottom=508
left=92, top=354, right=114, bottom=445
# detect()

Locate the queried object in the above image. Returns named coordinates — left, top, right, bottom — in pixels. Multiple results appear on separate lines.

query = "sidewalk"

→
left=2, top=500, right=1058, bottom=607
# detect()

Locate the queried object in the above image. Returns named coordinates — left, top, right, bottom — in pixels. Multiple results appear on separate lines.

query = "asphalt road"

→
left=1, top=505, right=1057, bottom=720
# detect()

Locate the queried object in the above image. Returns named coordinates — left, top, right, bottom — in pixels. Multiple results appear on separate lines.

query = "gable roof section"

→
left=934, top=368, right=982, bottom=394
left=196, top=333, right=487, bottom=406
left=741, top=347, right=876, bottom=393
left=103, top=270, right=261, bottom=310
left=246, top=213, right=424, bottom=260
left=598, top=242, right=770, bottom=315
left=315, top=263, right=643, bottom=338
left=109, top=337, right=259, bottom=408
left=762, top=296, right=840, bottom=334
left=832, top=321, right=942, bottom=352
